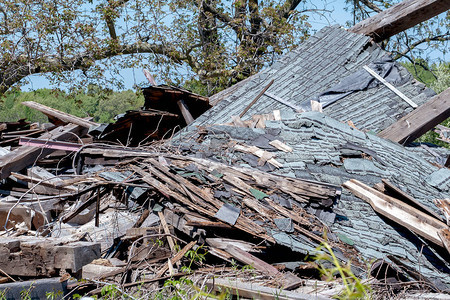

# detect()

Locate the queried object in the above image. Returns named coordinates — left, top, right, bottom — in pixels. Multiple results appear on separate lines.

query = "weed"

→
left=0, top=289, right=7, bottom=300
left=315, top=240, right=372, bottom=299
left=46, top=289, right=63, bottom=300
left=20, top=283, right=35, bottom=300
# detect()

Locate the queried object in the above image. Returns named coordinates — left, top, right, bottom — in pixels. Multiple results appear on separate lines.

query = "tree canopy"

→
left=0, top=0, right=448, bottom=96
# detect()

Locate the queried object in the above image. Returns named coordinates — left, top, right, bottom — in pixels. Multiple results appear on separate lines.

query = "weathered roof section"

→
left=192, top=26, right=432, bottom=133
left=172, top=111, right=450, bottom=290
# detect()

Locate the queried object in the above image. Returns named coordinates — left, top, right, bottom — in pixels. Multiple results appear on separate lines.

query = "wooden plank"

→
left=310, top=100, right=323, bottom=112
left=378, top=88, right=450, bottom=144
left=234, top=144, right=282, bottom=168
left=224, top=244, right=281, bottom=276
left=343, top=179, right=447, bottom=246
left=363, top=65, right=417, bottom=108
left=177, top=99, right=195, bottom=125
left=223, top=245, right=303, bottom=290
left=206, top=278, right=329, bottom=300
left=381, top=179, right=443, bottom=221
left=269, top=140, right=293, bottom=153
left=264, top=92, right=303, bottom=112
left=349, top=0, right=450, bottom=42
left=0, top=123, right=87, bottom=180
left=435, top=199, right=450, bottom=226
left=438, top=228, right=450, bottom=255
left=158, top=211, right=177, bottom=255
left=21, top=101, right=99, bottom=128
left=240, top=80, right=274, bottom=118
left=156, top=241, right=196, bottom=277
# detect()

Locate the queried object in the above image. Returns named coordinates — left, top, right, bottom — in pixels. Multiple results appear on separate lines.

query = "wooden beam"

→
left=350, top=0, right=450, bottom=42
left=343, top=179, right=447, bottom=247
left=176, top=99, right=195, bottom=124
left=22, top=101, right=99, bottom=128
left=0, top=123, right=87, bottom=180
left=378, top=88, right=450, bottom=145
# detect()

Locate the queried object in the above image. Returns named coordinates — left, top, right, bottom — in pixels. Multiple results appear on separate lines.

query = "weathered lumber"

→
left=435, top=199, right=450, bottom=226
left=177, top=100, right=195, bottom=124
left=223, top=245, right=303, bottom=290
left=224, top=244, right=281, bottom=276
left=131, top=165, right=274, bottom=242
left=343, top=179, right=447, bottom=247
left=378, top=88, right=450, bottom=145
left=0, top=123, right=87, bottom=179
left=206, top=278, right=329, bottom=300
left=381, top=179, right=443, bottom=221
left=0, top=237, right=100, bottom=276
left=240, top=79, right=274, bottom=118
left=156, top=241, right=196, bottom=277
left=158, top=211, right=177, bottom=255
left=21, top=101, right=99, bottom=128
left=264, top=91, right=303, bottom=112
left=349, top=0, right=450, bottom=42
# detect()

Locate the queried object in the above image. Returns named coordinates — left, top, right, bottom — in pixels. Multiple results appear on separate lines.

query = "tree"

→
left=0, top=1, right=447, bottom=97
left=0, top=0, right=314, bottom=96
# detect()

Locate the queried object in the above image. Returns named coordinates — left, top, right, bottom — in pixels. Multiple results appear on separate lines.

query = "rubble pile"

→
left=0, top=24, right=449, bottom=299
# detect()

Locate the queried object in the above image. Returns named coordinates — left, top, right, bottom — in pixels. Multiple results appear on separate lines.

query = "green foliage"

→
left=315, top=241, right=371, bottom=299
left=45, top=289, right=63, bottom=300
left=0, top=289, right=7, bottom=300
left=431, top=62, right=450, bottom=94
left=182, top=245, right=208, bottom=274
left=0, top=87, right=144, bottom=124
left=20, top=283, right=35, bottom=300
left=158, top=277, right=228, bottom=300
left=100, top=284, right=120, bottom=300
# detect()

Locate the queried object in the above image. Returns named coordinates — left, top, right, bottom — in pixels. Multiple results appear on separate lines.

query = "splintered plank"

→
left=378, top=88, right=450, bottom=145
left=22, top=101, right=99, bottom=128
left=223, top=245, right=303, bottom=290
left=156, top=241, right=196, bottom=277
left=131, top=165, right=274, bottom=242
left=343, top=179, right=447, bottom=247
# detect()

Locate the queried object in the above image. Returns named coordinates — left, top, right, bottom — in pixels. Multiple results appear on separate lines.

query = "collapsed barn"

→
left=0, top=0, right=449, bottom=299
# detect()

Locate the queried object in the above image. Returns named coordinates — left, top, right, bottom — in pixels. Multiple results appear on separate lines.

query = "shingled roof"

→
left=170, top=25, right=450, bottom=291
left=172, top=110, right=450, bottom=290
left=190, top=25, right=434, bottom=133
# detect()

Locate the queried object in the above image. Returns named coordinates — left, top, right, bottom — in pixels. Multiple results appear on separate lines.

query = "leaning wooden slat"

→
left=378, top=88, right=450, bottom=145
left=10, top=172, right=77, bottom=193
left=224, top=245, right=303, bottom=290
left=0, top=123, right=87, bottom=180
left=22, top=101, right=99, bottom=128
left=343, top=179, right=447, bottom=247
left=156, top=241, right=196, bottom=277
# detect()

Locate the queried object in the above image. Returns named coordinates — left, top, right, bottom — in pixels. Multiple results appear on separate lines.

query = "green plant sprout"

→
left=315, top=240, right=372, bottom=300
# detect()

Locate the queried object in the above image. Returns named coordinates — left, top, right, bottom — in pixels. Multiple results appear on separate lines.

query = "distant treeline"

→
left=0, top=86, right=144, bottom=124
